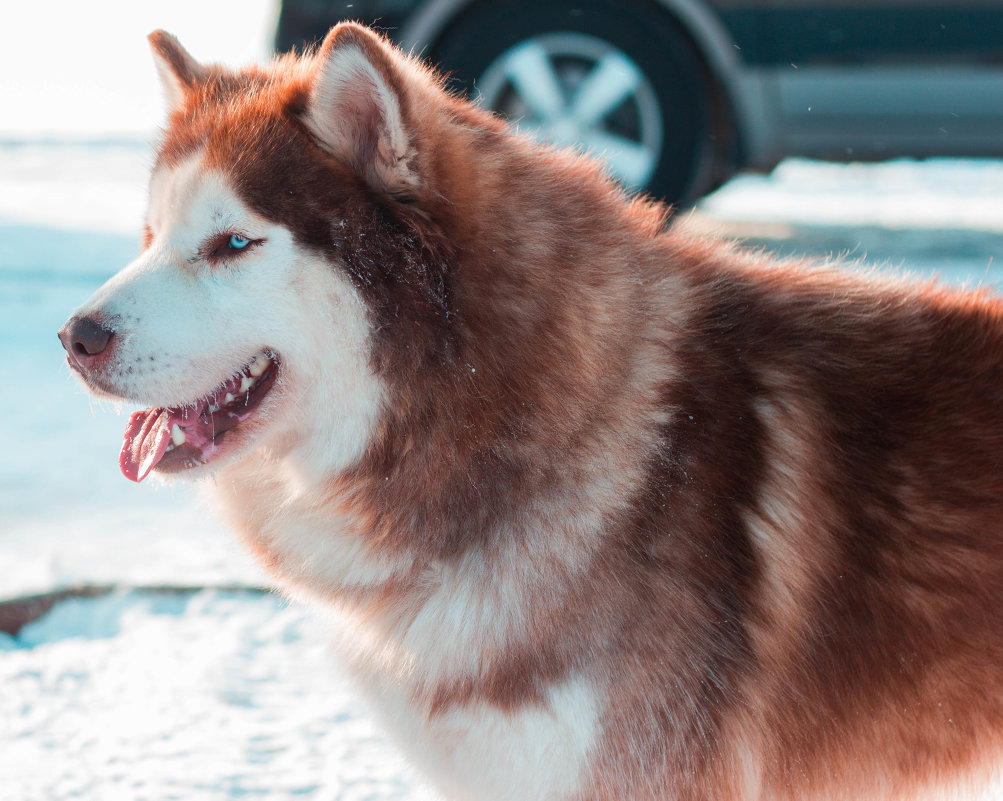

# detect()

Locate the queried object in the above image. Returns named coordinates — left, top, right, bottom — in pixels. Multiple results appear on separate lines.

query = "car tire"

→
left=428, top=0, right=717, bottom=205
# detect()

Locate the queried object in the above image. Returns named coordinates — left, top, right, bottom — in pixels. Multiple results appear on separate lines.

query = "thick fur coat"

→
left=60, top=23, right=1003, bottom=800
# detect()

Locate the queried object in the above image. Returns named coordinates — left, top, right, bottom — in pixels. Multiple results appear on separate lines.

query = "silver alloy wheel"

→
left=474, top=32, right=664, bottom=190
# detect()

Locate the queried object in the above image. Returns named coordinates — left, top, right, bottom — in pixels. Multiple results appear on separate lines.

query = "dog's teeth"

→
left=248, top=356, right=268, bottom=377
left=208, top=404, right=220, bottom=414
left=224, top=393, right=235, bottom=405
left=171, top=424, right=186, bottom=446
left=239, top=375, right=254, bottom=393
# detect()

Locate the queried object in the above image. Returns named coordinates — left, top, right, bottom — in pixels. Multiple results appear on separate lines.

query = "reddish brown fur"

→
left=148, top=30, right=204, bottom=90
left=151, top=23, right=1003, bottom=800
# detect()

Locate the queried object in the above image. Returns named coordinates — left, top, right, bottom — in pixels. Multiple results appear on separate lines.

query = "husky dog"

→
left=59, top=23, right=1002, bottom=801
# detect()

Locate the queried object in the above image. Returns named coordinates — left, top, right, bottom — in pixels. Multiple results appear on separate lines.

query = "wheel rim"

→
left=474, top=32, right=664, bottom=190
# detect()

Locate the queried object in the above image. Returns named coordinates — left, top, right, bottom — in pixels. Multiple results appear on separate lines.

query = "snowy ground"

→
left=0, top=589, right=433, bottom=801
left=2, top=139, right=1002, bottom=799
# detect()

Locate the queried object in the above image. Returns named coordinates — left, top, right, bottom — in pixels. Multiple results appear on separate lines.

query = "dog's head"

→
left=58, top=24, right=456, bottom=483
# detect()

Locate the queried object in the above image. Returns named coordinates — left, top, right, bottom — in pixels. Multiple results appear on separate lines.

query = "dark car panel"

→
left=772, top=2, right=1003, bottom=66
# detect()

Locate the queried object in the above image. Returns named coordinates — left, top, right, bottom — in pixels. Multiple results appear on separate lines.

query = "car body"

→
left=276, top=0, right=1003, bottom=204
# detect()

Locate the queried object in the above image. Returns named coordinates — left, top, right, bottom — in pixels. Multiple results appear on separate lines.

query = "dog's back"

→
left=578, top=249, right=1003, bottom=798
left=66, top=23, right=1003, bottom=800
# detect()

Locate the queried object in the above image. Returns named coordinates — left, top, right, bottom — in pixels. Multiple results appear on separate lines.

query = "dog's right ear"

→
left=148, top=30, right=204, bottom=113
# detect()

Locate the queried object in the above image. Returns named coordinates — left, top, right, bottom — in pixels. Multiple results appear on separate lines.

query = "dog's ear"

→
left=304, top=23, right=418, bottom=195
left=148, top=30, right=204, bottom=112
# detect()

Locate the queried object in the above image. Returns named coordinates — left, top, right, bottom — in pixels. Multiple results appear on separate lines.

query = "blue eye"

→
left=204, top=232, right=262, bottom=265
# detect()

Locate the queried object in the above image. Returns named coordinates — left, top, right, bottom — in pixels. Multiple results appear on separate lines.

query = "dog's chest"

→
left=356, top=671, right=601, bottom=801
left=218, top=466, right=603, bottom=797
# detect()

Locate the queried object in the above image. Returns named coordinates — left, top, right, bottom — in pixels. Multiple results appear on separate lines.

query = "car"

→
left=275, top=0, right=1003, bottom=205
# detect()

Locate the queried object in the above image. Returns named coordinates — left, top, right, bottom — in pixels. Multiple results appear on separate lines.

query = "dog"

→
left=59, top=22, right=1003, bottom=800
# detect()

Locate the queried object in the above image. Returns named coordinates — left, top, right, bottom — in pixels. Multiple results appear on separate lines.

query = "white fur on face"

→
left=70, top=153, right=383, bottom=480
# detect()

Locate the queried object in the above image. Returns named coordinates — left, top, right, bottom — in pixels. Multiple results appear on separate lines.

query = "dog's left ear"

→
left=304, top=23, right=418, bottom=195
left=148, top=30, right=204, bottom=113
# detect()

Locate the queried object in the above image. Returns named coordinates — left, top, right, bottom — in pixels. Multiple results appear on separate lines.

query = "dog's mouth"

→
left=119, top=350, right=280, bottom=482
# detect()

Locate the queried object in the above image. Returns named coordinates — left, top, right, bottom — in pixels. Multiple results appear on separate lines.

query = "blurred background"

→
left=2, top=1, right=1003, bottom=799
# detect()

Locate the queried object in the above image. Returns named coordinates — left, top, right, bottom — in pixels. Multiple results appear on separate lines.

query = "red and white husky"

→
left=60, top=23, right=1003, bottom=801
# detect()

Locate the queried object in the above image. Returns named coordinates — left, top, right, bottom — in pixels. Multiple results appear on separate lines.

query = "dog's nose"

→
left=58, top=315, right=115, bottom=370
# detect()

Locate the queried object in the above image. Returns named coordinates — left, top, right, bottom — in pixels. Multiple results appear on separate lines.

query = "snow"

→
left=2, top=136, right=1003, bottom=799
left=0, top=589, right=435, bottom=801
left=692, top=158, right=1003, bottom=287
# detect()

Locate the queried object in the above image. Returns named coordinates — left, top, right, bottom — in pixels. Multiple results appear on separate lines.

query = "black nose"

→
left=58, top=315, right=115, bottom=370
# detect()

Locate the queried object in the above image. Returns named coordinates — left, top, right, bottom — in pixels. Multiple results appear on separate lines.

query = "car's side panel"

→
left=755, top=2, right=1003, bottom=161
left=773, top=65, right=1003, bottom=160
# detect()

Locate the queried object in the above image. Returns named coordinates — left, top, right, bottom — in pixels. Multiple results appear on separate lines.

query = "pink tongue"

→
left=120, top=409, right=171, bottom=483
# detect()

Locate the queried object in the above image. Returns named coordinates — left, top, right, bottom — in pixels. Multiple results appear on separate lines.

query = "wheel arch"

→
left=400, top=0, right=757, bottom=180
